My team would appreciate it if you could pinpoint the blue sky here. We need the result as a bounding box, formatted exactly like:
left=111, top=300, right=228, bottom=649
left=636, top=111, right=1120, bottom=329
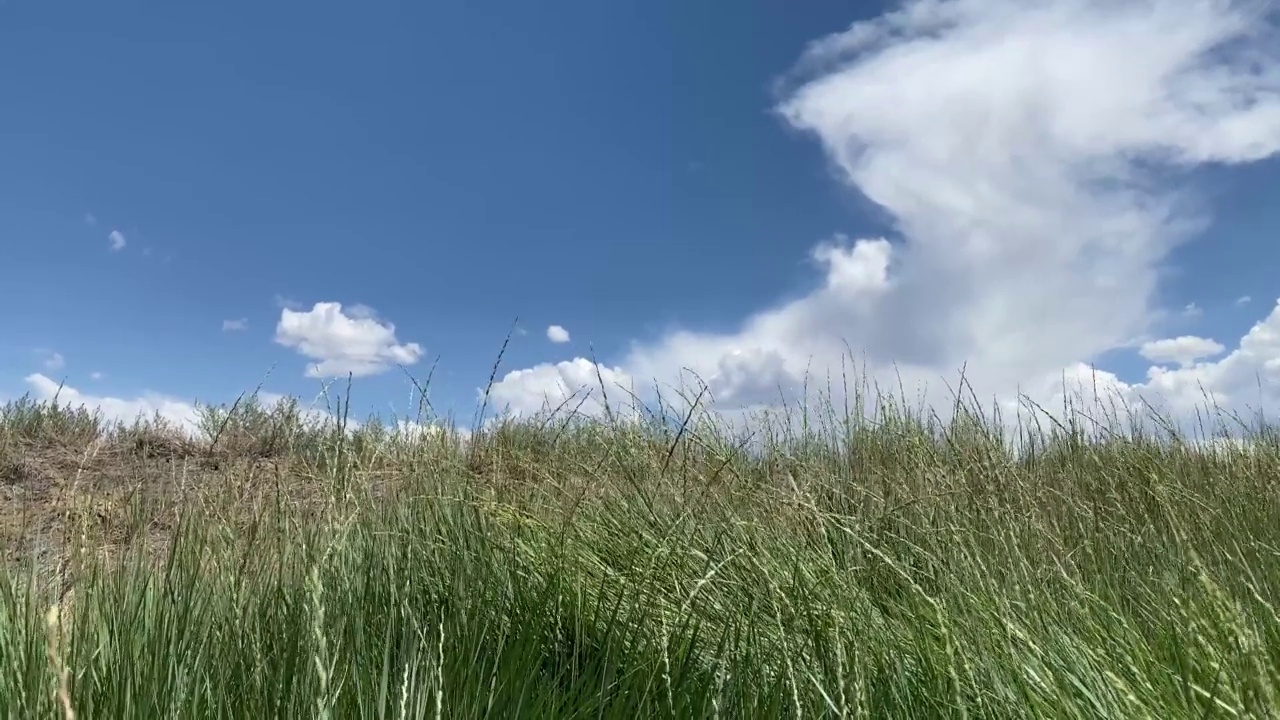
left=4, top=0, right=1280, bottom=431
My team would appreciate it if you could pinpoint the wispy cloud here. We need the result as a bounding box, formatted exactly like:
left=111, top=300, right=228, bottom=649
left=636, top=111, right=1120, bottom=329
left=274, top=301, right=423, bottom=378
left=43, top=352, right=65, bottom=372
left=84, top=213, right=97, bottom=227
left=273, top=294, right=303, bottom=311
left=1139, top=335, right=1225, bottom=368
left=1182, top=302, right=1203, bottom=318
left=108, top=230, right=126, bottom=251
left=1237, top=295, right=1252, bottom=306
left=89, top=371, right=104, bottom=381
left=546, top=325, right=571, bottom=343
left=222, top=318, right=249, bottom=332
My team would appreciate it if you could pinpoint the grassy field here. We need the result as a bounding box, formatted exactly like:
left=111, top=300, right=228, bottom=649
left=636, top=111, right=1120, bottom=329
left=1, top=378, right=1279, bottom=718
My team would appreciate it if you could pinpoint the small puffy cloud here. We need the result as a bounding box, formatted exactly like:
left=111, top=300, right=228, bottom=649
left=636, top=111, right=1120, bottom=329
left=488, top=0, right=1280, bottom=432
left=488, top=358, right=634, bottom=418
left=108, top=230, right=126, bottom=251
left=89, top=371, right=104, bottom=381
left=546, top=325, right=571, bottom=343
left=222, top=318, right=249, bottom=332
left=42, top=352, right=65, bottom=372
left=274, top=301, right=424, bottom=378
left=1182, top=302, right=1203, bottom=318
left=23, top=374, right=201, bottom=431
left=1237, top=295, right=1252, bottom=306
left=1135, top=299, right=1280, bottom=422
left=1139, top=335, right=1226, bottom=367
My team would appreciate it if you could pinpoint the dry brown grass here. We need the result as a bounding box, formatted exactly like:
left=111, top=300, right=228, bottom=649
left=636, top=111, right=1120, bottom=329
left=0, top=419, right=332, bottom=581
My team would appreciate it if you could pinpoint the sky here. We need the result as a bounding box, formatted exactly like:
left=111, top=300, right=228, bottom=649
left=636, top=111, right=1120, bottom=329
left=3, top=0, right=1280, bottom=435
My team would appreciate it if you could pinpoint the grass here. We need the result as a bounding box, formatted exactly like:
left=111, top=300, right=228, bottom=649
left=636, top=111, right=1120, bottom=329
left=1, top=371, right=1279, bottom=718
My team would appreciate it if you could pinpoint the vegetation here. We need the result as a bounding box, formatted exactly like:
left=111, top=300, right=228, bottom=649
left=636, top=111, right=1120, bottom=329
left=1, top=374, right=1279, bottom=718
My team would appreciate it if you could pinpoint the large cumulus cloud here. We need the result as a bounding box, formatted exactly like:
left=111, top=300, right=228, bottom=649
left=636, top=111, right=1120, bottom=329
left=489, top=0, right=1280, bottom=434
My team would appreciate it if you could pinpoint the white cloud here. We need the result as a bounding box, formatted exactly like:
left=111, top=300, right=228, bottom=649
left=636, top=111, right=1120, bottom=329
left=222, top=318, right=249, bottom=332
left=274, top=301, right=424, bottom=378
left=23, top=374, right=201, bottom=431
left=273, top=294, right=304, bottom=311
left=19, top=378, right=355, bottom=437
left=1238, top=295, right=1253, bottom=306
left=89, top=371, right=104, bottom=381
left=488, top=0, right=1280, bottom=430
left=108, top=230, right=126, bottom=251
left=1139, top=335, right=1226, bottom=367
left=1121, top=300, right=1280, bottom=425
left=1182, top=302, right=1203, bottom=318
left=42, top=352, right=65, bottom=372
left=84, top=213, right=97, bottom=227
left=488, top=358, right=635, bottom=418
left=546, top=325, right=571, bottom=343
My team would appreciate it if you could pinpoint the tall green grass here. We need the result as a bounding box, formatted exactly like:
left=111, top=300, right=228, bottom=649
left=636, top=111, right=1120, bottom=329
left=1, top=378, right=1279, bottom=718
